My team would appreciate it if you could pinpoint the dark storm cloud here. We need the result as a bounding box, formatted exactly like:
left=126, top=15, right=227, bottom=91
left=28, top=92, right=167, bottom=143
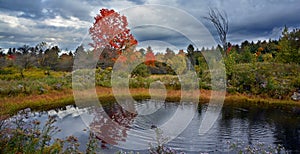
left=0, top=0, right=299, bottom=51
left=0, top=0, right=43, bottom=19
left=132, top=26, right=193, bottom=50
left=168, top=0, right=300, bottom=44
left=0, top=0, right=94, bottom=21
left=43, top=0, right=94, bottom=22
left=0, top=0, right=93, bottom=50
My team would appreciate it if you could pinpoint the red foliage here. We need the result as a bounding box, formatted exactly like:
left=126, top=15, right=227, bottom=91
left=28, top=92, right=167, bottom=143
left=90, top=104, right=137, bottom=147
left=145, top=51, right=155, bottom=66
left=118, top=55, right=127, bottom=63
left=226, top=46, right=232, bottom=55
left=7, top=54, right=16, bottom=60
left=178, top=49, right=185, bottom=55
left=89, top=9, right=138, bottom=51
left=129, top=54, right=136, bottom=62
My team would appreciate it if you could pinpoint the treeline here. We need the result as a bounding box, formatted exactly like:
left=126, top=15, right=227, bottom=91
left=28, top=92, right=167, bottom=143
left=187, top=27, right=300, bottom=66
left=0, top=27, right=299, bottom=73
left=0, top=42, right=73, bottom=72
left=0, top=27, right=299, bottom=99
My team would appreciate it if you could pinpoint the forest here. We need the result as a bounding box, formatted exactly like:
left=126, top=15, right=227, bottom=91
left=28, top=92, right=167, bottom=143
left=0, top=27, right=299, bottom=100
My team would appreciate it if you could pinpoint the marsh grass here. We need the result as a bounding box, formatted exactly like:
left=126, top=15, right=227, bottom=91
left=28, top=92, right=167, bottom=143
left=1, top=86, right=299, bottom=116
left=0, top=67, right=71, bottom=97
left=0, top=64, right=299, bottom=116
left=228, top=62, right=300, bottom=99
left=1, top=63, right=299, bottom=115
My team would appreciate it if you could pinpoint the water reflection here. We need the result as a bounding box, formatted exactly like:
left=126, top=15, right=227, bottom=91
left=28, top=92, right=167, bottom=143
left=88, top=100, right=196, bottom=150
left=270, top=109, right=300, bottom=153
left=11, top=102, right=300, bottom=153
left=217, top=106, right=300, bottom=153
left=90, top=102, right=137, bottom=148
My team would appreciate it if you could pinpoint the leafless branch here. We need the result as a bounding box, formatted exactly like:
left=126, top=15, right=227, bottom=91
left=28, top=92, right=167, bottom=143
left=204, top=8, right=229, bottom=52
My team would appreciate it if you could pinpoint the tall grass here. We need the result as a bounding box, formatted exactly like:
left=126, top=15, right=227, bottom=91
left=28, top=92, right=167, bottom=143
left=0, top=67, right=71, bottom=96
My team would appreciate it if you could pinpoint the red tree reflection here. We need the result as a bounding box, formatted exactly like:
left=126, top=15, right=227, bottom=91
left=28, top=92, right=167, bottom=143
left=89, top=103, right=137, bottom=148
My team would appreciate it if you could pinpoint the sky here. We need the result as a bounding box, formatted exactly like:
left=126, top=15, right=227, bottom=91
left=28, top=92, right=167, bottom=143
left=0, top=0, right=299, bottom=53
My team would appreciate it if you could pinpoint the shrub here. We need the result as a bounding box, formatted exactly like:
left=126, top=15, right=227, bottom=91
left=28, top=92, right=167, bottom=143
left=226, top=62, right=300, bottom=98
left=0, top=73, right=71, bottom=96
left=131, top=63, right=150, bottom=77
left=0, top=67, right=19, bottom=75
left=95, top=67, right=112, bottom=87
left=0, top=109, right=100, bottom=154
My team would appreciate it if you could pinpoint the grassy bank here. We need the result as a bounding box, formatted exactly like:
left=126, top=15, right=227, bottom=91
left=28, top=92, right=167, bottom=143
left=1, top=64, right=299, bottom=116
left=0, top=86, right=299, bottom=116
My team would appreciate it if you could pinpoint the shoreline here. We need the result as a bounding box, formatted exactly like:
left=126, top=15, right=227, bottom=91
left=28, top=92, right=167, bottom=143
left=0, top=87, right=299, bottom=116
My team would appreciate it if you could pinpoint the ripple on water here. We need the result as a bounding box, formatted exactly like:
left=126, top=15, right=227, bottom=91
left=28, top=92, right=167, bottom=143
left=8, top=102, right=300, bottom=153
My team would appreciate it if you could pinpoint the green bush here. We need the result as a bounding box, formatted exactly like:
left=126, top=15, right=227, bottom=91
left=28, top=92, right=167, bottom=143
left=95, top=67, right=112, bottom=87
left=226, top=62, right=300, bottom=98
left=131, top=63, right=150, bottom=77
left=0, top=109, right=100, bottom=154
left=0, top=67, right=66, bottom=80
left=0, top=71, right=71, bottom=96
left=0, top=67, right=19, bottom=75
left=129, top=77, right=156, bottom=88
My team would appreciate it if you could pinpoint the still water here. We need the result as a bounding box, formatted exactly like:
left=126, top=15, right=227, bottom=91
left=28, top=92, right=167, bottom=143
left=15, top=101, right=300, bottom=153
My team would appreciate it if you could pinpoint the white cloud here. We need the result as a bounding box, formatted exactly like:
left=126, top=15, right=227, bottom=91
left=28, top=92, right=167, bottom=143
left=102, top=0, right=138, bottom=10
left=0, top=14, right=20, bottom=28
left=42, top=16, right=91, bottom=29
left=0, top=11, right=89, bottom=49
left=143, top=0, right=179, bottom=6
left=0, top=13, right=36, bottom=28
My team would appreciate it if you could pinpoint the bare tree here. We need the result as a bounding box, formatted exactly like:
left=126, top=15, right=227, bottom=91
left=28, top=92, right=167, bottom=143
left=204, top=8, right=229, bottom=53
left=17, top=45, right=37, bottom=69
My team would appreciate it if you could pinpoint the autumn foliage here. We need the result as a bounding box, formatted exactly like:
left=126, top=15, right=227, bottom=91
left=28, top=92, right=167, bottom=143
left=145, top=51, right=156, bottom=66
left=89, top=9, right=138, bottom=51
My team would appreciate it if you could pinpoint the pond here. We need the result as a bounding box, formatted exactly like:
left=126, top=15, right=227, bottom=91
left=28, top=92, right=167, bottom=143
left=8, top=101, right=300, bottom=153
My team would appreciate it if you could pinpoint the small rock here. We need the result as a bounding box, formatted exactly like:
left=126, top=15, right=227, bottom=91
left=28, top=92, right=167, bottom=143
left=291, top=92, right=300, bottom=101
left=54, top=83, right=62, bottom=90
left=151, top=125, right=157, bottom=129
left=39, top=87, right=45, bottom=94
left=292, top=107, right=300, bottom=114
left=260, top=81, right=267, bottom=88
left=17, top=84, right=23, bottom=89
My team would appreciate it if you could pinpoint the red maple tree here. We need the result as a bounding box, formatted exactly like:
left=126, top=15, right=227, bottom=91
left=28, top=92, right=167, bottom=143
left=145, top=51, right=156, bottom=66
left=7, top=54, right=16, bottom=61
left=89, top=9, right=138, bottom=52
left=226, top=46, right=232, bottom=55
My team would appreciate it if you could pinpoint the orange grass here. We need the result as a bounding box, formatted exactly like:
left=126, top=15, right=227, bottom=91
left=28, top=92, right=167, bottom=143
left=0, top=87, right=299, bottom=116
